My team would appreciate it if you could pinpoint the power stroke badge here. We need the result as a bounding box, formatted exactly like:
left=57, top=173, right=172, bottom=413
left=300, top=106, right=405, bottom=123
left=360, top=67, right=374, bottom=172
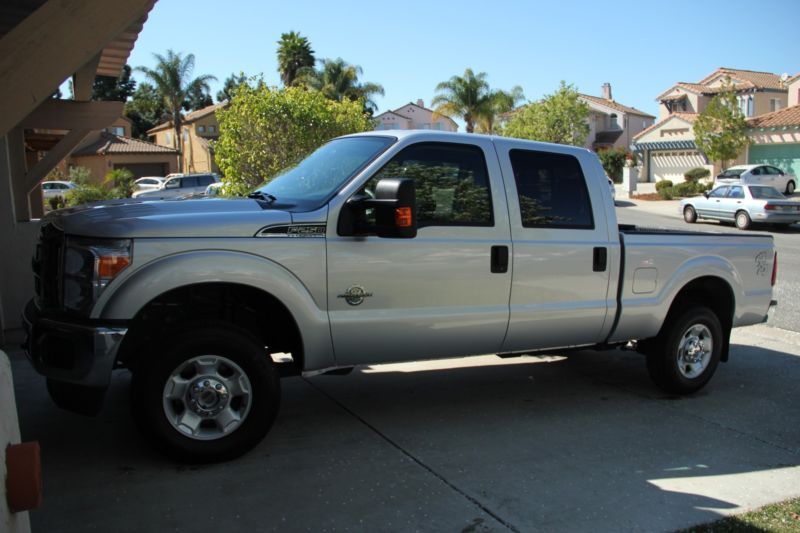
left=338, top=285, right=373, bottom=306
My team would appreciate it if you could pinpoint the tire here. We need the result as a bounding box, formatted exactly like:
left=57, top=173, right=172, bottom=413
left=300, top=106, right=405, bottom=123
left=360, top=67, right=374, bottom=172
left=683, top=205, right=697, bottom=223
left=786, top=181, right=795, bottom=195
left=645, top=306, right=722, bottom=394
left=735, top=210, right=751, bottom=230
left=132, top=324, right=280, bottom=463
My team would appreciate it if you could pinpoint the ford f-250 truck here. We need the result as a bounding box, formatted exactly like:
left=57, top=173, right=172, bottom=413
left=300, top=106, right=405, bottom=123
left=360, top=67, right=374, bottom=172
left=23, top=131, right=777, bottom=462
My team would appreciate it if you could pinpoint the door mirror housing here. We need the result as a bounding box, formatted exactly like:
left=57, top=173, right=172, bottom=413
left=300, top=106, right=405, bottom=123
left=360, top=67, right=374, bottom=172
left=338, top=178, right=417, bottom=238
left=703, top=191, right=709, bottom=198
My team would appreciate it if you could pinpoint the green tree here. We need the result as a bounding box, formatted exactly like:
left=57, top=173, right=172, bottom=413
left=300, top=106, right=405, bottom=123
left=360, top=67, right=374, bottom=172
left=503, top=81, right=589, bottom=146
left=92, top=64, right=137, bottom=102
left=693, top=80, right=749, bottom=170
left=476, top=86, right=525, bottom=134
left=184, top=83, right=213, bottom=111
left=597, top=147, right=628, bottom=182
left=124, top=82, right=168, bottom=139
left=217, top=72, right=249, bottom=102
left=297, top=58, right=384, bottom=114
left=136, top=50, right=216, bottom=170
left=276, top=31, right=315, bottom=87
left=432, top=69, right=494, bottom=133
left=214, top=84, right=373, bottom=195
left=104, top=168, right=136, bottom=198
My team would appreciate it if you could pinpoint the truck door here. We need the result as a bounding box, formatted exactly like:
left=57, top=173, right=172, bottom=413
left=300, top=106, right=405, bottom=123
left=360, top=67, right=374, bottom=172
left=327, top=139, right=512, bottom=365
left=497, top=146, right=614, bottom=352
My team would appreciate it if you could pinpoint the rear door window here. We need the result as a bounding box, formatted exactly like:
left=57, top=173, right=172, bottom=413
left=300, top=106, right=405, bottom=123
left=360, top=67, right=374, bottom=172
left=181, top=176, right=199, bottom=188
left=509, top=149, right=594, bottom=229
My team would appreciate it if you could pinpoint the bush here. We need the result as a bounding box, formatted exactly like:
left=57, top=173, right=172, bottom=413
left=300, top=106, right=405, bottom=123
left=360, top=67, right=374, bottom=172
left=597, top=147, right=628, bottom=182
left=65, top=185, right=112, bottom=207
left=104, top=168, right=135, bottom=198
left=655, top=180, right=673, bottom=191
left=68, top=165, right=92, bottom=185
left=658, top=186, right=675, bottom=200
left=684, top=167, right=710, bottom=182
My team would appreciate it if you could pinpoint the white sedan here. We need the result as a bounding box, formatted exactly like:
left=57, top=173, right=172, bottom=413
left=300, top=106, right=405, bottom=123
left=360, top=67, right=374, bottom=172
left=681, top=184, right=800, bottom=230
left=716, top=164, right=796, bottom=195
left=132, top=176, right=165, bottom=193
left=41, top=180, right=76, bottom=200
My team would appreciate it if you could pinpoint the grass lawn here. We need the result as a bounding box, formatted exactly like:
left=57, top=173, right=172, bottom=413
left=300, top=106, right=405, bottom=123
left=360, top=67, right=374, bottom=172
left=680, top=497, right=800, bottom=532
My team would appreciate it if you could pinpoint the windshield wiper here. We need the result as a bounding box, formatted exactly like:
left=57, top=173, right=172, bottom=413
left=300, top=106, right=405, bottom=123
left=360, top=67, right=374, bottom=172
left=248, top=191, right=277, bottom=204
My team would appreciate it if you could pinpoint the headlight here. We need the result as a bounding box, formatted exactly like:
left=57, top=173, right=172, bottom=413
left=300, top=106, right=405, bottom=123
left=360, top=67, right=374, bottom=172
left=63, top=237, right=132, bottom=314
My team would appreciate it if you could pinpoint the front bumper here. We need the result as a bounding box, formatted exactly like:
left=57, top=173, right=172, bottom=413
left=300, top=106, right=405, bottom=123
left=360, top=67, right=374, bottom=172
left=22, top=300, right=127, bottom=388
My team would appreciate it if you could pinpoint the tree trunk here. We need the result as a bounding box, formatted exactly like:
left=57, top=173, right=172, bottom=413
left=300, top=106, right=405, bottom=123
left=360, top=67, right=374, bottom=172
left=174, top=118, right=183, bottom=173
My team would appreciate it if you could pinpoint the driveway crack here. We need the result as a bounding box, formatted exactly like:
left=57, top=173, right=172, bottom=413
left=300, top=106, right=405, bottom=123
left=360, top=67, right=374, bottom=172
left=303, top=377, right=520, bottom=533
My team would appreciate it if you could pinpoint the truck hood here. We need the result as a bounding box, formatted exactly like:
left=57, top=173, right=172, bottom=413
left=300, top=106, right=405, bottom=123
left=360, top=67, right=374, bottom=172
left=45, top=198, right=294, bottom=238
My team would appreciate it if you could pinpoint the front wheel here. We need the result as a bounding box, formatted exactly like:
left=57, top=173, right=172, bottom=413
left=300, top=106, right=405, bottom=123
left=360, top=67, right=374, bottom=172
left=683, top=205, right=697, bottom=223
left=786, top=181, right=795, bottom=195
left=645, top=306, right=723, bottom=394
left=132, top=324, right=280, bottom=463
left=735, top=210, right=751, bottom=230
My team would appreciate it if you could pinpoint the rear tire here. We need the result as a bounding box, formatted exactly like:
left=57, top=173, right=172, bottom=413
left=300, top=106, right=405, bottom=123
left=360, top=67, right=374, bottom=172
left=645, top=306, right=722, bottom=394
left=735, top=210, right=751, bottom=230
left=786, top=181, right=795, bottom=195
left=132, top=324, right=280, bottom=463
left=683, top=205, right=697, bottom=223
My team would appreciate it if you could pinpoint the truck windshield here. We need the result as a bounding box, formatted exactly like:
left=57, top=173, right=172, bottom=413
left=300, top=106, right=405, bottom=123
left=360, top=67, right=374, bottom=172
left=252, top=136, right=395, bottom=209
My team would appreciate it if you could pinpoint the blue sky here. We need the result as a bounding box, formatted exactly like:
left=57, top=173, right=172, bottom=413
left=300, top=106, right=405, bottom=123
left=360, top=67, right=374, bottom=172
left=128, top=0, right=799, bottom=127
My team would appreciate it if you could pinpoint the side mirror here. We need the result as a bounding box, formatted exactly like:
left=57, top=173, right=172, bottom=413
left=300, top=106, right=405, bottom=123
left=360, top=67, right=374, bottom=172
left=703, top=191, right=709, bottom=198
left=338, top=178, right=417, bottom=238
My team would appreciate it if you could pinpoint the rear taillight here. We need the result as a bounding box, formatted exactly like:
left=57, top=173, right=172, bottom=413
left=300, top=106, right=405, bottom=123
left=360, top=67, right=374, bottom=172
left=771, top=252, right=778, bottom=286
left=764, top=204, right=777, bottom=211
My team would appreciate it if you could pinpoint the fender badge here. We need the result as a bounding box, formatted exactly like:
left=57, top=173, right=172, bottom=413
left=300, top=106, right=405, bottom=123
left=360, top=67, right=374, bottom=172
left=338, top=285, right=373, bottom=306
left=755, top=251, right=769, bottom=277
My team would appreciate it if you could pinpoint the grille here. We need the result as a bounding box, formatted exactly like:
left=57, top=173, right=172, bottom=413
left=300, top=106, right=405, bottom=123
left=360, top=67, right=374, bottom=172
left=33, top=223, right=64, bottom=311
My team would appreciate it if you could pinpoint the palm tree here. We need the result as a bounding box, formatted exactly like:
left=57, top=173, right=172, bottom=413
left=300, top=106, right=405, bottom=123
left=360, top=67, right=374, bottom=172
left=432, top=69, right=494, bottom=133
left=136, top=50, right=216, bottom=171
left=276, top=31, right=315, bottom=87
left=297, top=58, right=384, bottom=113
left=476, top=86, right=526, bottom=134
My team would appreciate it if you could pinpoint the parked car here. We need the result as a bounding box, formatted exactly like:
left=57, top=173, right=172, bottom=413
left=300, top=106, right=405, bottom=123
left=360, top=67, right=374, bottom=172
left=24, top=131, right=777, bottom=463
left=41, top=180, right=76, bottom=200
left=681, top=183, right=800, bottom=229
left=134, top=173, right=219, bottom=199
left=716, top=164, right=796, bottom=195
left=132, top=176, right=165, bottom=194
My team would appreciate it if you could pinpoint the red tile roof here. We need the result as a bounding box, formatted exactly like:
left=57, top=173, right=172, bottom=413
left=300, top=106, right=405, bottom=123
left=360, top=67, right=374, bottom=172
left=578, top=94, right=655, bottom=118
left=147, top=102, right=226, bottom=134
left=747, top=104, right=800, bottom=128
left=700, top=68, right=785, bottom=90
left=73, top=132, right=179, bottom=156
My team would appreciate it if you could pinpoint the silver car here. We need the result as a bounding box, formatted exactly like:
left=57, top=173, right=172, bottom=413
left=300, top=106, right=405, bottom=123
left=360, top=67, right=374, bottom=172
left=681, top=183, right=800, bottom=230
left=134, top=173, right=219, bottom=199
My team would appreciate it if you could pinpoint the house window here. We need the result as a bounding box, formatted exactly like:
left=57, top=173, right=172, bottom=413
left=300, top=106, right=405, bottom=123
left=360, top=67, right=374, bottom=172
left=608, top=114, right=618, bottom=130
left=198, top=125, right=205, bottom=133
left=208, top=125, right=216, bottom=134
left=183, top=129, right=189, bottom=142
left=770, top=99, right=782, bottom=112
left=165, top=132, right=172, bottom=146
left=105, top=126, right=125, bottom=136
left=739, top=95, right=754, bottom=117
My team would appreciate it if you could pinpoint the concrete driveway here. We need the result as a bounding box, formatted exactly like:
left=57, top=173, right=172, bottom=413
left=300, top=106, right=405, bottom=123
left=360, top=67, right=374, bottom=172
left=7, top=323, right=800, bottom=533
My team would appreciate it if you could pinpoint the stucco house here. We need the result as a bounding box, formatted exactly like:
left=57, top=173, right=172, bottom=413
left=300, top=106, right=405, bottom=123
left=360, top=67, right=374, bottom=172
left=579, top=83, right=655, bottom=151
left=70, top=130, right=178, bottom=180
left=148, top=102, right=224, bottom=174
left=373, top=100, right=458, bottom=132
left=746, top=75, right=800, bottom=178
left=633, top=67, right=790, bottom=183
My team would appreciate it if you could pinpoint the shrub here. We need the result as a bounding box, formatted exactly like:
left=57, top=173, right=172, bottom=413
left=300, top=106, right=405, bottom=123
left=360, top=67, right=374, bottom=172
left=684, top=167, right=710, bottom=182
left=104, top=168, right=135, bottom=198
left=658, top=186, right=675, bottom=200
left=597, top=147, right=628, bottom=182
left=65, top=184, right=112, bottom=207
left=48, top=196, right=66, bottom=211
left=68, top=165, right=92, bottom=185
left=655, top=180, right=673, bottom=191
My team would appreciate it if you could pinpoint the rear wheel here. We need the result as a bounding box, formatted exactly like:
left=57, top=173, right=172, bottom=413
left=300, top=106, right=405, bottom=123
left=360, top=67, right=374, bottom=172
left=786, top=181, right=795, bottom=195
left=645, top=306, right=722, bottom=394
left=132, top=324, right=280, bottom=463
left=683, top=205, right=697, bottom=223
left=735, top=210, right=751, bottom=230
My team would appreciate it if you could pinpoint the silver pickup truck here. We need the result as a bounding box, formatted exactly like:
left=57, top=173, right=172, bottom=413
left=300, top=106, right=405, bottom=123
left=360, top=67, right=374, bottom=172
left=24, top=131, right=777, bottom=462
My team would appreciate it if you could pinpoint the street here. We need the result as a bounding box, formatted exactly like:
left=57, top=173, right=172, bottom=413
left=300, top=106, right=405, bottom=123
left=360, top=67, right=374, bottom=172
left=616, top=198, right=800, bottom=333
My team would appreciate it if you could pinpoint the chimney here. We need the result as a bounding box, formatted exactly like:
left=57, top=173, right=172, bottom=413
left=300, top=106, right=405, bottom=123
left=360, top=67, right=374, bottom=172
left=602, top=83, right=612, bottom=100
left=417, top=99, right=424, bottom=108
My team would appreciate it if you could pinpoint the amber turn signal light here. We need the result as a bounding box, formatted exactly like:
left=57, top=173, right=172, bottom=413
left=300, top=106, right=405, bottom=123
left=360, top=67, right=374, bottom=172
left=395, top=207, right=413, bottom=227
left=98, top=255, right=130, bottom=279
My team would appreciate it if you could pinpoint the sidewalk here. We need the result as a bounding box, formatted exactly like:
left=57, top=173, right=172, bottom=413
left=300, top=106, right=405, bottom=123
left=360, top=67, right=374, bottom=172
left=616, top=196, right=682, bottom=218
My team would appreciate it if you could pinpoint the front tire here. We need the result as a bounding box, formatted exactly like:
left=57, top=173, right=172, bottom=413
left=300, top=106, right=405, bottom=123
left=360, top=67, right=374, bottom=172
left=132, top=324, right=280, bottom=463
left=645, top=306, right=723, bottom=394
left=683, top=205, right=697, bottom=223
left=735, top=210, right=751, bottom=230
left=786, top=181, right=795, bottom=195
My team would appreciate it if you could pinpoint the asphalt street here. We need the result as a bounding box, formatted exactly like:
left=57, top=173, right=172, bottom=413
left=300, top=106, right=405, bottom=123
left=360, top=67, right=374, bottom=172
left=615, top=197, right=800, bottom=333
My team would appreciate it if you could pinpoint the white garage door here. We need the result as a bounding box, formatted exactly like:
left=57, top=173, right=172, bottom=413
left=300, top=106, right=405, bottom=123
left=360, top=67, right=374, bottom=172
left=650, top=150, right=707, bottom=183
